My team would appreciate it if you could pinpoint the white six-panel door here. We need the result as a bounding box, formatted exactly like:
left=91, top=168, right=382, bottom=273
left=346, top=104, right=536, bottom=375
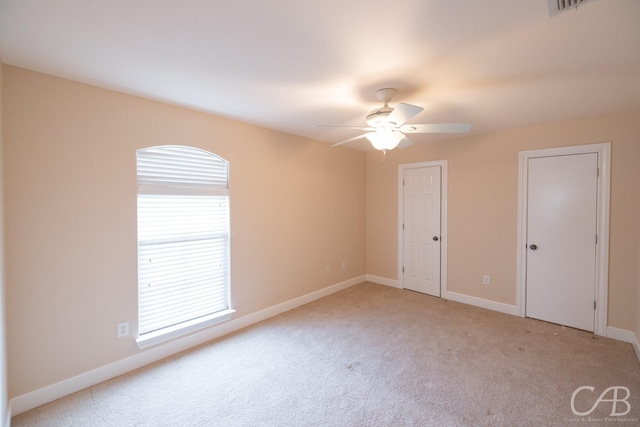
left=403, top=166, right=441, bottom=296
left=525, top=153, right=598, bottom=331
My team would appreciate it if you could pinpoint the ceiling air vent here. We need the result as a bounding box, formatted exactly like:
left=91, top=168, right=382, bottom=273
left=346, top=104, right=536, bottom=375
left=547, top=0, right=595, bottom=17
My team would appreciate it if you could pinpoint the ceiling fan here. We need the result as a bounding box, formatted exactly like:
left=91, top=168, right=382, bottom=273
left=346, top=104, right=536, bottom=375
left=322, top=88, right=471, bottom=152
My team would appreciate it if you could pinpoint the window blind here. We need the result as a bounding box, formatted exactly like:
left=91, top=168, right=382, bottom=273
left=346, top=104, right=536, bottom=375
left=137, top=145, right=228, bottom=189
left=137, top=146, right=230, bottom=337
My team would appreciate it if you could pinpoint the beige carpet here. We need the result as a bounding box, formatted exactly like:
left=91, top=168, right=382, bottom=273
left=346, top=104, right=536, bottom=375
left=12, top=282, right=640, bottom=426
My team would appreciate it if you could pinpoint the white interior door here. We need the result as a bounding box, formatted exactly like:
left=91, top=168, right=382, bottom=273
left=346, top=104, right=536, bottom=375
left=403, top=166, right=441, bottom=296
left=525, top=153, right=598, bottom=331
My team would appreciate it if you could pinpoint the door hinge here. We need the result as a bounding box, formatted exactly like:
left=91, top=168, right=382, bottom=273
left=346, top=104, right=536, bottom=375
left=403, top=223, right=405, bottom=230
left=595, top=234, right=598, bottom=244
left=597, top=167, right=600, bottom=177
left=402, top=267, right=405, bottom=273
left=594, top=300, right=597, bottom=310
left=403, top=179, right=405, bottom=186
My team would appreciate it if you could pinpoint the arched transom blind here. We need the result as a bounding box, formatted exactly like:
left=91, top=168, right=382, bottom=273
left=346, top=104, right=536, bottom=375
left=137, top=145, right=228, bottom=191
left=137, top=146, right=230, bottom=337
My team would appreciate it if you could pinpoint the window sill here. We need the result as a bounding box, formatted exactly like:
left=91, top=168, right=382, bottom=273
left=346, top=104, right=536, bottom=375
left=135, top=309, right=236, bottom=350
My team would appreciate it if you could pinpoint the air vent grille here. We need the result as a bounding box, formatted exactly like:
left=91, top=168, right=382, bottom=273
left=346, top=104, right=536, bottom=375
left=547, top=0, right=595, bottom=17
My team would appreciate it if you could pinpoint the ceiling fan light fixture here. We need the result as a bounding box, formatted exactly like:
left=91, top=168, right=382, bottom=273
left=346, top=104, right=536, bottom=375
left=366, top=131, right=404, bottom=151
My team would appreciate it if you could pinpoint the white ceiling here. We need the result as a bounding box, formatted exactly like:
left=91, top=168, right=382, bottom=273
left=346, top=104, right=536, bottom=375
left=1, top=0, right=639, bottom=150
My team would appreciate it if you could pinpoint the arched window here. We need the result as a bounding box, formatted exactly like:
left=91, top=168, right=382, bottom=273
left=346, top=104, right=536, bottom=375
left=136, top=146, right=233, bottom=347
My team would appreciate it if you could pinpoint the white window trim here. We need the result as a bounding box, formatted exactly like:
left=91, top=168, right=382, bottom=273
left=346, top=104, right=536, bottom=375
left=136, top=308, right=236, bottom=349
left=136, top=145, right=233, bottom=349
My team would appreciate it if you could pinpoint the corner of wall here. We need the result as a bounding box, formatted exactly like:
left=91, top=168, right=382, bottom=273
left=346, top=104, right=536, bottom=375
left=606, top=326, right=640, bottom=363
left=365, top=274, right=400, bottom=289
left=0, top=58, right=10, bottom=427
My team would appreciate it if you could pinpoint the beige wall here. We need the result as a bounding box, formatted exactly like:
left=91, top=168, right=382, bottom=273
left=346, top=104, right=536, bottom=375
left=0, top=59, right=8, bottom=424
left=637, top=178, right=640, bottom=342
left=366, top=112, right=640, bottom=331
left=2, top=65, right=366, bottom=399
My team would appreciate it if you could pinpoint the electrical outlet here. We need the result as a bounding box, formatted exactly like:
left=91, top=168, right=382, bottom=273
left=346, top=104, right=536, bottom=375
left=482, top=275, right=491, bottom=285
left=341, top=261, right=346, bottom=271
left=117, top=321, right=129, bottom=338
left=325, top=266, right=330, bottom=274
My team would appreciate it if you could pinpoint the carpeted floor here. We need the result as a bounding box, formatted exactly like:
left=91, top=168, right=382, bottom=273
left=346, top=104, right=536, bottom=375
left=12, top=282, right=640, bottom=426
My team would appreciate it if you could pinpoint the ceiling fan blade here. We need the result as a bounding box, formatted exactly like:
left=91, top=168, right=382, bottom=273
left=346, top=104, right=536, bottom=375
left=397, top=135, right=414, bottom=149
left=387, top=103, right=424, bottom=127
left=400, top=123, right=472, bottom=133
left=332, top=133, right=369, bottom=147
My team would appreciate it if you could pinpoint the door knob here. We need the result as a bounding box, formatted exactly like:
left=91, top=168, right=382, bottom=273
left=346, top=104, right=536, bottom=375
left=529, top=244, right=537, bottom=250
left=433, top=236, right=439, bottom=241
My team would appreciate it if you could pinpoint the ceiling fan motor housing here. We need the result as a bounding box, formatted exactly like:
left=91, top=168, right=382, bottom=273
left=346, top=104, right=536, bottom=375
left=367, top=88, right=400, bottom=128
left=366, top=106, right=395, bottom=128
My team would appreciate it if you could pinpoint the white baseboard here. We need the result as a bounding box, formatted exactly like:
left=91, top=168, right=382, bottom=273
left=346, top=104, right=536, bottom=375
left=442, top=291, right=520, bottom=316
left=367, top=275, right=518, bottom=317
left=366, top=274, right=400, bottom=288
left=4, top=405, right=10, bottom=427
left=11, top=274, right=636, bottom=418
left=606, top=326, right=640, bottom=363
left=366, top=278, right=640, bottom=360
left=9, top=275, right=366, bottom=417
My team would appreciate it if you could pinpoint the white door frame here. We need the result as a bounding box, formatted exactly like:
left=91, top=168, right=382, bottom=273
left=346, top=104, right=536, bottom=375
left=516, top=143, right=611, bottom=336
left=398, top=160, right=448, bottom=294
